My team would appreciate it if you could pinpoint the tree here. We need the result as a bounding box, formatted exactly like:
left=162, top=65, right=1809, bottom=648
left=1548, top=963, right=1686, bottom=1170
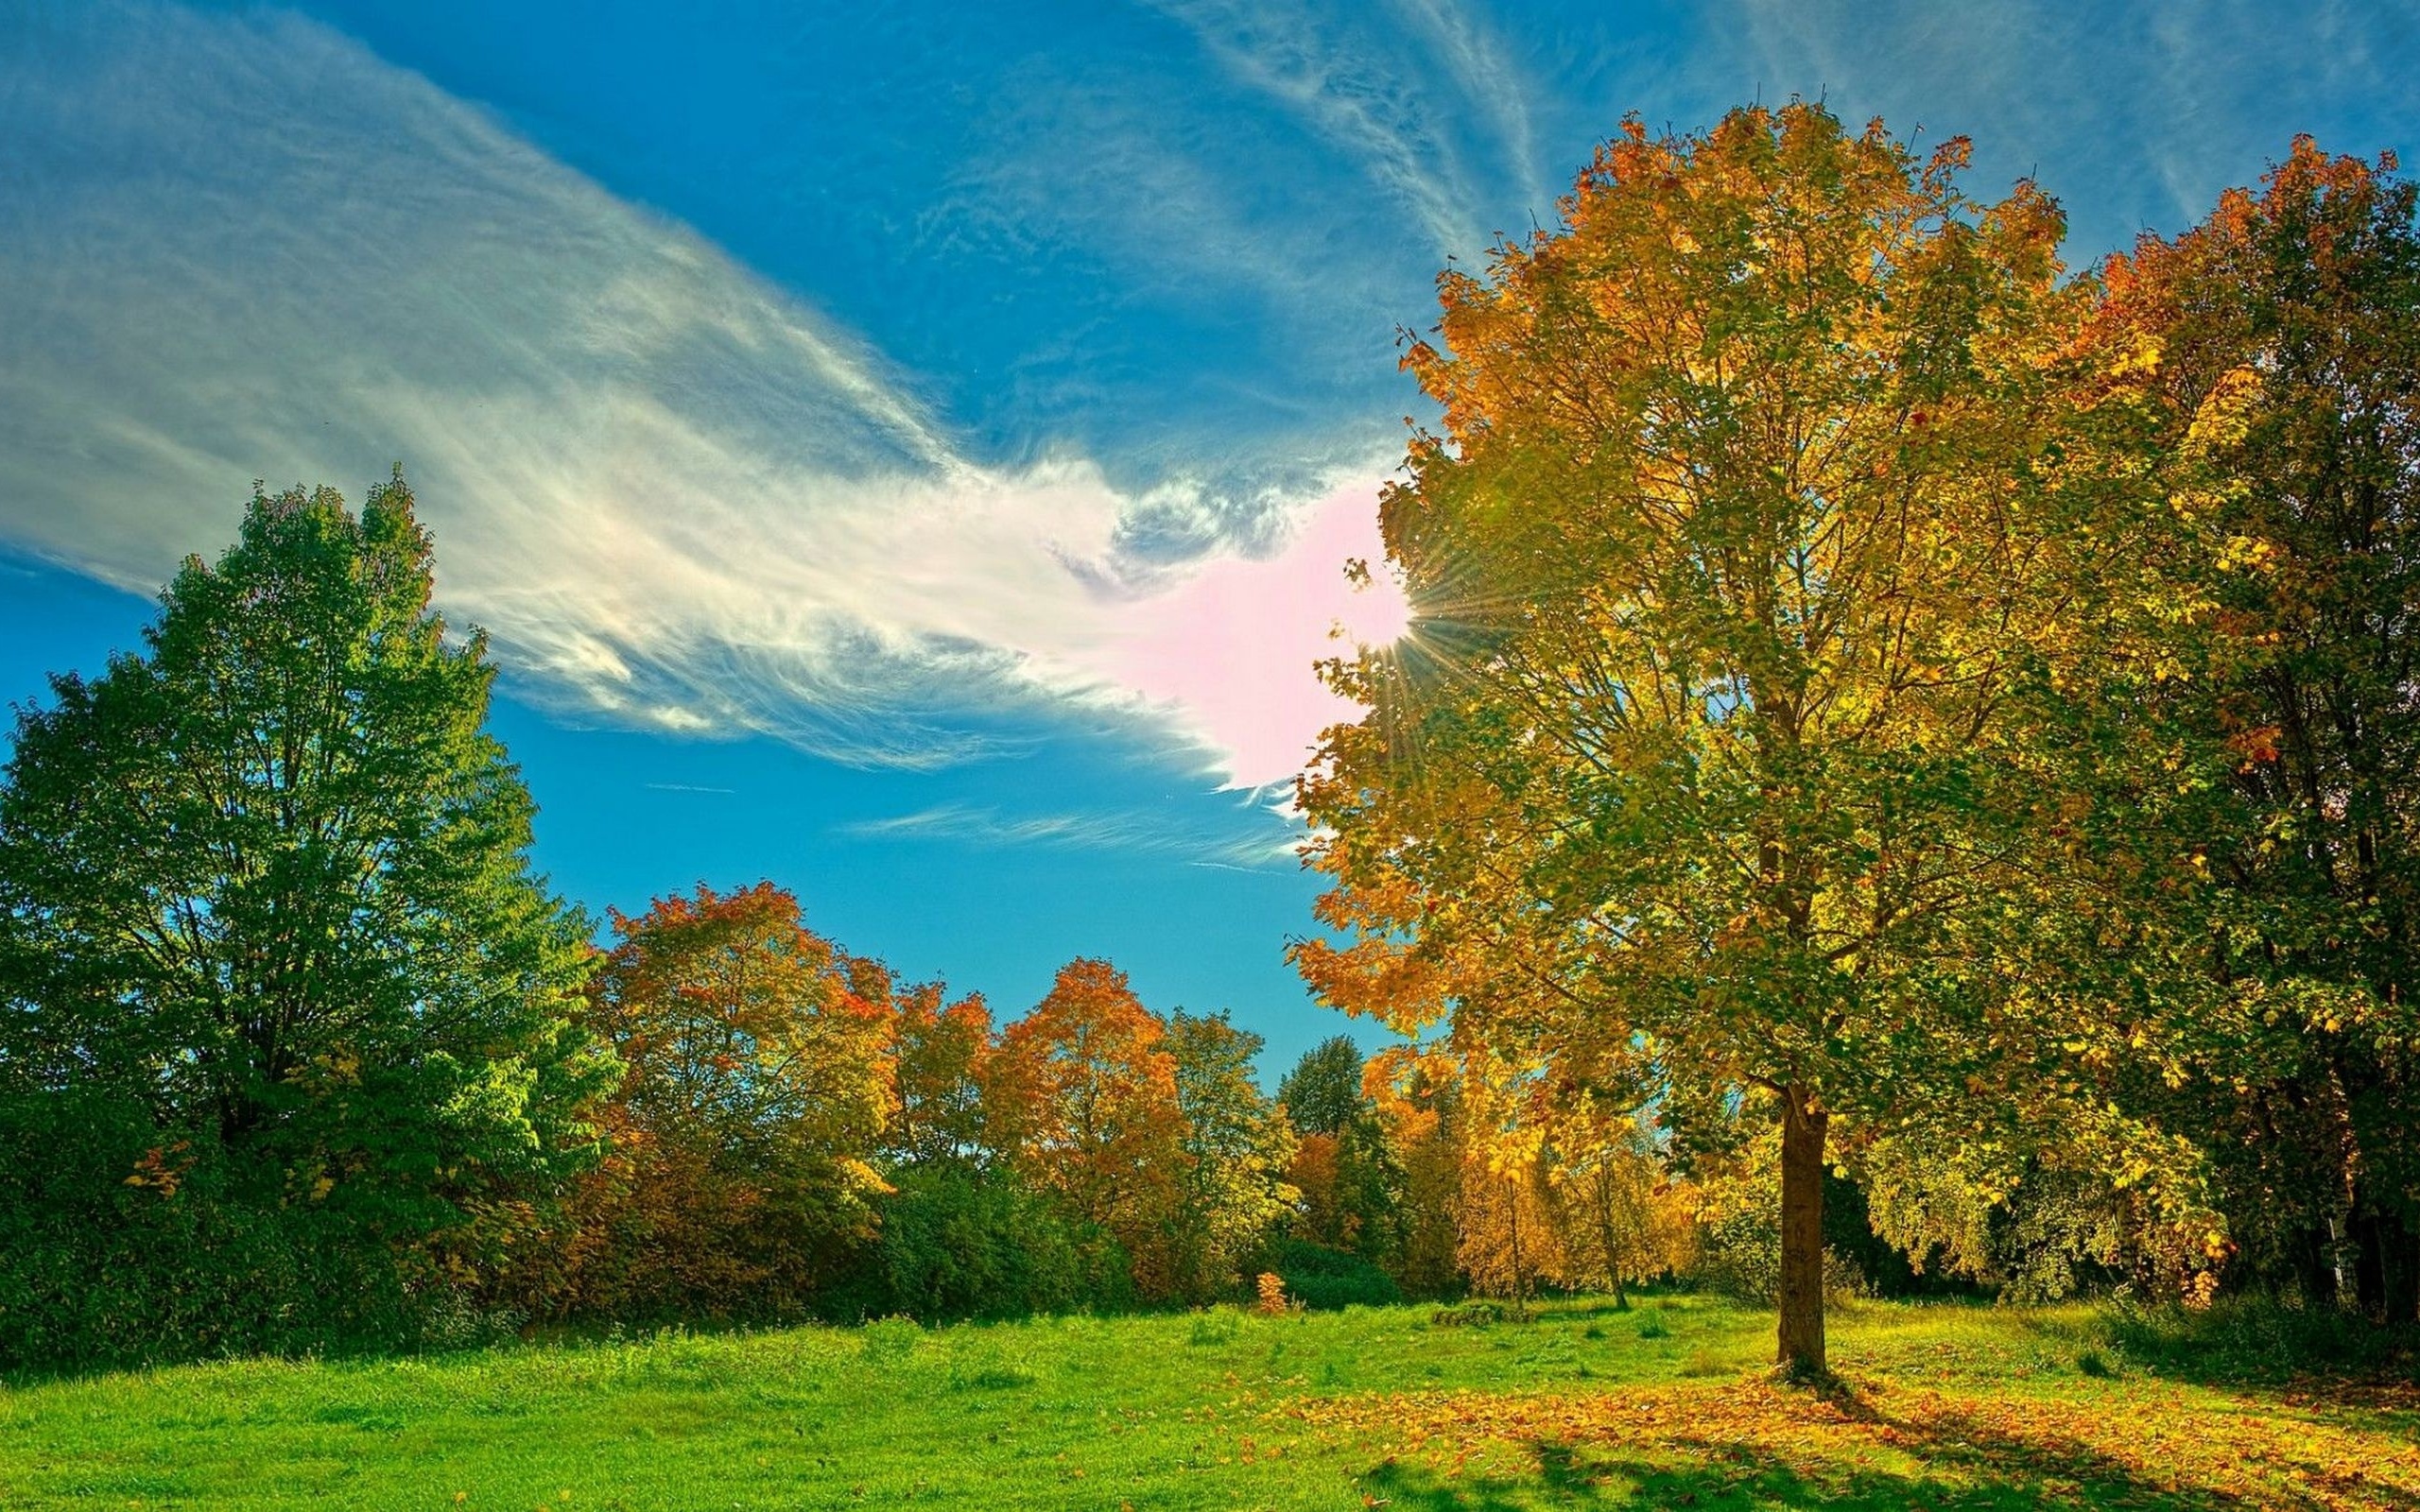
left=0, top=479, right=607, bottom=1265
left=568, top=882, right=890, bottom=1317
left=1166, top=1009, right=1298, bottom=1301
left=1277, top=1036, right=1401, bottom=1263
left=1279, top=1036, right=1371, bottom=1136
left=1363, top=1045, right=1466, bottom=1297
left=1545, top=1094, right=1698, bottom=1305
left=883, top=979, right=995, bottom=1172
left=984, top=959, right=1188, bottom=1298
left=2090, top=139, right=2420, bottom=1318
left=1295, top=106, right=2121, bottom=1374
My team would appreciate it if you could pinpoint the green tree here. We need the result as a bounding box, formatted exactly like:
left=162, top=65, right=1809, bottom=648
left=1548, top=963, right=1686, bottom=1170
left=0, top=478, right=610, bottom=1359
left=1166, top=1008, right=1297, bottom=1301
left=1295, top=106, right=2140, bottom=1374
left=1278, top=1036, right=1369, bottom=1137
left=1277, top=1036, right=1402, bottom=1266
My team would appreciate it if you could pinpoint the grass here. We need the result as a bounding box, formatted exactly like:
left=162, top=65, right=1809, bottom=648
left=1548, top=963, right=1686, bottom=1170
left=1, top=1296, right=2413, bottom=1509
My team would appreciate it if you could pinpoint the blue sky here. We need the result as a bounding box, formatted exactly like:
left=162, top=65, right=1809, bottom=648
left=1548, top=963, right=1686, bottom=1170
left=2, top=0, right=2414, bottom=1077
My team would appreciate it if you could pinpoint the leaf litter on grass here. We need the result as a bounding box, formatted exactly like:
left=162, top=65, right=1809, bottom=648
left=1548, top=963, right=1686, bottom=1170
left=1270, top=1374, right=2420, bottom=1509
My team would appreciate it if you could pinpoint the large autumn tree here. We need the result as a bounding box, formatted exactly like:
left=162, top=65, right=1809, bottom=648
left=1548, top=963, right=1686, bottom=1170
left=1296, top=105, right=2138, bottom=1373
left=0, top=478, right=610, bottom=1362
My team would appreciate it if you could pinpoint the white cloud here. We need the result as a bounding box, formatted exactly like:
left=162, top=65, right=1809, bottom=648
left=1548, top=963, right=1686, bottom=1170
left=1145, top=0, right=1523, bottom=257
left=840, top=802, right=1301, bottom=868
left=0, top=2, right=1402, bottom=785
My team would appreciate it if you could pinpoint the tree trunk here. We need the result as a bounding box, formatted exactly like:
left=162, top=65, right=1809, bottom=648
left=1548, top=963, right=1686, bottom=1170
left=1777, top=1088, right=1828, bottom=1378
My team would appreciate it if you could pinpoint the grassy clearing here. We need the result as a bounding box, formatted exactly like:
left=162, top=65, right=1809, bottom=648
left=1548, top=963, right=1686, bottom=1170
left=2, top=1296, right=2412, bottom=1509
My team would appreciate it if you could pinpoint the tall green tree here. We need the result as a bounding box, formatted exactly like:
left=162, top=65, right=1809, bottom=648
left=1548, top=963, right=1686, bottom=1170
left=1295, top=106, right=2151, bottom=1374
left=0, top=479, right=609, bottom=1299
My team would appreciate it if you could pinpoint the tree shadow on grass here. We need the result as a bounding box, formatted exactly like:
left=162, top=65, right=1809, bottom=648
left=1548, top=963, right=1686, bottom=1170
left=1361, top=1443, right=2262, bottom=1511
left=1350, top=1381, right=2309, bottom=1512
left=2020, top=1301, right=2420, bottom=1405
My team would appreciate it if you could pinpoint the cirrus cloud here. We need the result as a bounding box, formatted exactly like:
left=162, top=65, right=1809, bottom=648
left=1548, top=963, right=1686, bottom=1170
left=0, top=1, right=1406, bottom=786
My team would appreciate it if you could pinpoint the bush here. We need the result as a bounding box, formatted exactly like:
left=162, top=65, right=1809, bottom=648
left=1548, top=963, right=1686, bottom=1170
left=1274, top=1240, right=1402, bottom=1311
left=871, top=1170, right=1105, bottom=1322
left=0, top=1094, right=489, bottom=1372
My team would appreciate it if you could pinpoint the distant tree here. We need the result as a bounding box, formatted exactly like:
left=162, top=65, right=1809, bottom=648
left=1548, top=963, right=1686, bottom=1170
left=1279, top=1037, right=1369, bottom=1136
left=0, top=479, right=609, bottom=1345
left=883, top=979, right=994, bottom=1172
left=1545, top=1097, right=1699, bottom=1305
left=1363, top=1046, right=1464, bottom=1297
left=1278, top=1037, right=1401, bottom=1263
left=2088, top=138, right=2420, bottom=1320
left=1166, top=1009, right=1297, bottom=1301
left=985, top=959, right=1188, bottom=1298
left=567, top=882, right=890, bottom=1317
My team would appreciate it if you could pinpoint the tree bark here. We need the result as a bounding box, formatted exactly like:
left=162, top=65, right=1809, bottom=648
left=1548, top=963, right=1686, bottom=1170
left=1777, top=1088, right=1828, bottom=1378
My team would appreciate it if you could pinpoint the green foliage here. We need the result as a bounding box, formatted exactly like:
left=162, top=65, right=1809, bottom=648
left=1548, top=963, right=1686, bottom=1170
left=1165, top=1009, right=1298, bottom=1302
left=2088, top=139, right=2420, bottom=1317
left=870, top=1169, right=1096, bottom=1321
left=0, top=479, right=609, bottom=1369
left=856, top=1315, right=923, bottom=1365
left=2100, top=1294, right=2420, bottom=1385
left=1277, top=1036, right=1367, bottom=1137
left=1272, top=1239, right=1402, bottom=1311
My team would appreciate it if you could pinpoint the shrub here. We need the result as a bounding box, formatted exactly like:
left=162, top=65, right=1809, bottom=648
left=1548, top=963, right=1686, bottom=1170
left=1272, top=1240, right=1401, bottom=1311
left=2102, top=1294, right=2420, bottom=1383
left=858, top=1315, right=923, bottom=1365
left=872, top=1171, right=1093, bottom=1321
left=0, top=1093, right=488, bottom=1372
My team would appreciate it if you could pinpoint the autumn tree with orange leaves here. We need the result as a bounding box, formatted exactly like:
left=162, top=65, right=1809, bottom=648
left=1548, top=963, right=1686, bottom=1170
left=558, top=883, right=892, bottom=1318
left=1295, top=104, right=2188, bottom=1374
left=985, top=959, right=1190, bottom=1300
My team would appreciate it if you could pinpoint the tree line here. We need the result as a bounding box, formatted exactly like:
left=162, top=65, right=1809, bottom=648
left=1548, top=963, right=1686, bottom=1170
left=0, top=485, right=1682, bottom=1368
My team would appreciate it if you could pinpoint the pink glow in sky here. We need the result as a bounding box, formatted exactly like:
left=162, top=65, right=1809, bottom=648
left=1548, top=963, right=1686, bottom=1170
left=1110, top=486, right=1409, bottom=790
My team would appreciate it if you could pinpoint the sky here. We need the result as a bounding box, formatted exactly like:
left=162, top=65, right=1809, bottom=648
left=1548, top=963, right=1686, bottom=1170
left=1, top=0, right=2414, bottom=1077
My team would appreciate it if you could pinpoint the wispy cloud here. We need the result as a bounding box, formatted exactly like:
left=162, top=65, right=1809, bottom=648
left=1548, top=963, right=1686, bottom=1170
left=0, top=2, right=1404, bottom=786
left=1389, top=0, right=1550, bottom=214
left=1723, top=0, right=2420, bottom=259
left=841, top=802, right=1300, bottom=868
left=1145, top=0, right=1532, bottom=257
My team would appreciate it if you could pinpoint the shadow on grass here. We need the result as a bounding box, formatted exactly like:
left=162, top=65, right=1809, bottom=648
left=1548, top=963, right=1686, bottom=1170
left=2030, top=1297, right=2420, bottom=1400
left=1362, top=1445, right=2255, bottom=1511
left=1352, top=1379, right=2291, bottom=1511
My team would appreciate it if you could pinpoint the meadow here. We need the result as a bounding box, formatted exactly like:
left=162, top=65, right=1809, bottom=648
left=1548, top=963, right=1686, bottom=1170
left=4, top=1296, right=2412, bottom=1511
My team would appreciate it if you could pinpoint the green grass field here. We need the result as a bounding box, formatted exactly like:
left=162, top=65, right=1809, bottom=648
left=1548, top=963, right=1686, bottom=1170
left=4, top=1296, right=2412, bottom=1510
